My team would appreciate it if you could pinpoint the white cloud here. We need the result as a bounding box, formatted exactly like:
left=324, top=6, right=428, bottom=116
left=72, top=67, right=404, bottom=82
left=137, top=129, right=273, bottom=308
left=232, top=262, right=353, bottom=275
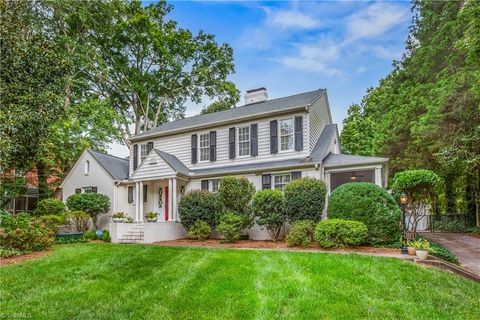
left=346, top=2, right=409, bottom=40
left=356, top=66, right=367, bottom=73
left=280, top=56, right=340, bottom=76
left=264, top=7, right=320, bottom=30
left=372, top=45, right=403, bottom=60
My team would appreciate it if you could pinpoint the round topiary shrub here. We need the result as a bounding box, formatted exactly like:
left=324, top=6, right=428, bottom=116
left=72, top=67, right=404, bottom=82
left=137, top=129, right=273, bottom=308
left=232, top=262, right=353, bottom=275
left=251, top=189, right=286, bottom=241
left=315, top=219, right=368, bottom=248
left=66, top=193, right=110, bottom=229
left=284, top=178, right=327, bottom=222
left=285, top=220, right=315, bottom=247
left=327, top=182, right=401, bottom=244
left=178, top=190, right=217, bottom=230
left=217, top=212, right=244, bottom=243
left=216, top=176, right=255, bottom=228
left=188, top=220, right=212, bottom=241
left=34, top=198, right=65, bottom=216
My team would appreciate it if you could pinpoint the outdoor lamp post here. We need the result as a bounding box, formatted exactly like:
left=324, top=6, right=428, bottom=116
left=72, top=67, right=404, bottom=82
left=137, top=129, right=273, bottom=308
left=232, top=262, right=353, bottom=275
left=399, top=193, right=408, bottom=254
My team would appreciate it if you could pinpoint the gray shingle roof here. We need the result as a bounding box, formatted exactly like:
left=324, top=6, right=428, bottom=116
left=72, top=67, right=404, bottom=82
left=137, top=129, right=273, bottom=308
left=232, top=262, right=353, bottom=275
left=191, top=158, right=315, bottom=177
left=88, top=149, right=129, bottom=180
left=322, top=153, right=388, bottom=167
left=131, top=89, right=325, bottom=141
left=310, top=124, right=338, bottom=162
left=154, top=149, right=191, bottom=176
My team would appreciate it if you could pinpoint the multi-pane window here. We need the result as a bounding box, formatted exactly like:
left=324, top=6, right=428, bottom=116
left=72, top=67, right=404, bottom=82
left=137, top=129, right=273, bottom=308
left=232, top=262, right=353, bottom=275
left=211, top=179, right=220, bottom=193
left=83, top=187, right=93, bottom=193
left=279, top=118, right=294, bottom=151
left=238, top=126, right=250, bottom=156
left=199, top=133, right=210, bottom=161
left=140, top=144, right=148, bottom=162
left=274, top=174, right=291, bottom=191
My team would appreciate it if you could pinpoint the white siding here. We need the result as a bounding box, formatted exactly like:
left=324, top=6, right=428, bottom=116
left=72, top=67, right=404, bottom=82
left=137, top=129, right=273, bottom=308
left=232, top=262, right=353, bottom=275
left=131, top=111, right=309, bottom=171
left=61, top=150, right=115, bottom=229
left=131, top=151, right=176, bottom=180
left=309, top=94, right=331, bottom=152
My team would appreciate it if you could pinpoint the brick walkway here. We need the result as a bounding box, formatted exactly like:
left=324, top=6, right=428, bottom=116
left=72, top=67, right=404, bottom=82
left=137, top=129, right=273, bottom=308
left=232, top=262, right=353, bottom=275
left=420, top=232, right=480, bottom=276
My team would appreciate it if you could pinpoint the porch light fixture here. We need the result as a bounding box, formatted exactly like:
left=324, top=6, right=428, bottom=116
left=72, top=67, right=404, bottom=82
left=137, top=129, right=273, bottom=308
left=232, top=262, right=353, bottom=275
left=350, top=172, right=357, bottom=180
left=399, top=193, right=408, bottom=255
left=399, top=193, right=408, bottom=206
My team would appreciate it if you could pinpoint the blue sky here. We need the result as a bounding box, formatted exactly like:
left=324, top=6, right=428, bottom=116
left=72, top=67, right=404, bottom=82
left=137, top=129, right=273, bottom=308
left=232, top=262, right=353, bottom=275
left=109, top=0, right=412, bottom=157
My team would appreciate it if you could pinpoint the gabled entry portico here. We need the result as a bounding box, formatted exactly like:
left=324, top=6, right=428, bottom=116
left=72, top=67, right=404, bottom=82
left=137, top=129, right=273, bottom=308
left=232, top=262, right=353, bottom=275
left=129, top=149, right=191, bottom=222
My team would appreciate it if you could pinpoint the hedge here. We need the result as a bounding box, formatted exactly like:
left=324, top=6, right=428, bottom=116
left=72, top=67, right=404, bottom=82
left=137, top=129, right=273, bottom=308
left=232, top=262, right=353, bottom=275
left=284, top=178, right=327, bottom=222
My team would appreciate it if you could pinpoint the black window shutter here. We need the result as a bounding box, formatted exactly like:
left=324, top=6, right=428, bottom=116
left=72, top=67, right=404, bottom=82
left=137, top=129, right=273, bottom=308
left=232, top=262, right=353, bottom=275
left=229, top=127, right=236, bottom=159
left=294, top=116, right=303, bottom=151
left=133, top=144, right=138, bottom=170
left=191, top=134, right=198, bottom=164
left=92, top=187, right=98, bottom=193
left=270, top=120, right=278, bottom=154
left=291, top=171, right=302, bottom=180
left=262, top=174, right=272, bottom=190
left=128, top=186, right=134, bottom=203
left=75, top=188, right=81, bottom=194
left=210, top=131, right=217, bottom=162
left=147, top=142, right=154, bottom=154
left=143, top=185, right=148, bottom=202
left=250, top=123, right=258, bottom=156
left=201, top=180, right=209, bottom=191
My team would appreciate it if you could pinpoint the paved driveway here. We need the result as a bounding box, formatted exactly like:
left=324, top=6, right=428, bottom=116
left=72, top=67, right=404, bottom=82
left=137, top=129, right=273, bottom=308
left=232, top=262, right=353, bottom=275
left=420, top=232, right=480, bottom=276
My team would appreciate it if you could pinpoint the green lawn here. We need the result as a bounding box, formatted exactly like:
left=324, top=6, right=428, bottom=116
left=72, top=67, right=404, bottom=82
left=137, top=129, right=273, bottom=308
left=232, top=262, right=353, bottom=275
left=1, top=244, right=478, bottom=320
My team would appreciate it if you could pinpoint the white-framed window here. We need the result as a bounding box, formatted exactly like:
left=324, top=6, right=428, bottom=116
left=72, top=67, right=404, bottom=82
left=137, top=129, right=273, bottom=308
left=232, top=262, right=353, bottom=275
left=274, top=174, right=291, bottom=191
left=199, top=133, right=210, bottom=162
left=238, top=126, right=250, bottom=157
left=210, top=179, right=220, bottom=193
left=85, top=161, right=90, bottom=175
left=279, top=118, right=294, bottom=151
left=140, top=144, right=148, bottom=162
left=82, top=186, right=93, bottom=193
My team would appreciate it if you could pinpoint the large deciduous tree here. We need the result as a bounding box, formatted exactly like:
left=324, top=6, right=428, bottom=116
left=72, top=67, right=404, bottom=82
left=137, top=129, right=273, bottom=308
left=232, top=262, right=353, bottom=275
left=92, top=0, right=239, bottom=144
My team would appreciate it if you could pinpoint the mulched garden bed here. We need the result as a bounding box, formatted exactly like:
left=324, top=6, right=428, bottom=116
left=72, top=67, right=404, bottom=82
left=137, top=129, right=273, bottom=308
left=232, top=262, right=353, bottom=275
left=0, top=250, right=53, bottom=266
left=153, top=238, right=400, bottom=255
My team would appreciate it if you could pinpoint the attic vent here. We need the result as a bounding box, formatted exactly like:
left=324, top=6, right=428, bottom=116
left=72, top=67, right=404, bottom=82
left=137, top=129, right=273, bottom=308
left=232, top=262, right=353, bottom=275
left=245, top=87, right=267, bottom=105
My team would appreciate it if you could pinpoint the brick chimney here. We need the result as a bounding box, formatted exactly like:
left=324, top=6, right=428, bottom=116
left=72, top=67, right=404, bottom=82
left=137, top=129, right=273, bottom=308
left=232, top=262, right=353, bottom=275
left=244, top=87, right=268, bottom=105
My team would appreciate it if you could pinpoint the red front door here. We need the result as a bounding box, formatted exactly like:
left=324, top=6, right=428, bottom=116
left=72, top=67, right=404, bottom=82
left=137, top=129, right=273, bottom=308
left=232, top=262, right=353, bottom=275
left=164, top=186, right=169, bottom=221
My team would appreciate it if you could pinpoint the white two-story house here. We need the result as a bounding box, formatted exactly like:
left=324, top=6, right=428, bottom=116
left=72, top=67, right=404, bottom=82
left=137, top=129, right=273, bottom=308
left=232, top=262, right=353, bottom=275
left=60, top=88, right=388, bottom=243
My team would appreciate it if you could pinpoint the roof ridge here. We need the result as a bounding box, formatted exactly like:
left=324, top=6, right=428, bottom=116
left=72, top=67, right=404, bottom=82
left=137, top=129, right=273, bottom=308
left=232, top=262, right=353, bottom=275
left=88, top=148, right=129, bottom=162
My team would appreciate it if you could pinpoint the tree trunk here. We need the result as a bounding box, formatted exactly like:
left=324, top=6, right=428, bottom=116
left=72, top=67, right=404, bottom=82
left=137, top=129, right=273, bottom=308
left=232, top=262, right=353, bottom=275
left=36, top=161, right=49, bottom=200
left=444, top=174, right=455, bottom=213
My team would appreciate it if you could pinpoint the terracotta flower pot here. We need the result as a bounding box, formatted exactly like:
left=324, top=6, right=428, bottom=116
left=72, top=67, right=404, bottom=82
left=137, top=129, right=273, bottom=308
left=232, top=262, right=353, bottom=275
left=416, top=250, right=428, bottom=260
left=407, top=247, right=416, bottom=255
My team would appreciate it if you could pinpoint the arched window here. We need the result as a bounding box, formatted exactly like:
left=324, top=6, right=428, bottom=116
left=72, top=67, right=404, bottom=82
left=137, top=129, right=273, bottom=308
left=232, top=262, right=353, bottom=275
left=85, top=160, right=90, bottom=175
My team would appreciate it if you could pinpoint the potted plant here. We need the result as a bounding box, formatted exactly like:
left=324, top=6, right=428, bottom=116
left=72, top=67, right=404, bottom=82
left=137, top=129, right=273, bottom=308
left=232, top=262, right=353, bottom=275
left=406, top=240, right=416, bottom=256
left=413, top=239, right=430, bottom=260
left=112, top=212, right=126, bottom=222
left=145, top=212, right=158, bottom=222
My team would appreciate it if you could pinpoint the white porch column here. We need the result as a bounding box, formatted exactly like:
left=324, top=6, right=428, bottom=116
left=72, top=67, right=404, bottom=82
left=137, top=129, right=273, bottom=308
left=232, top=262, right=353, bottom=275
left=139, top=181, right=144, bottom=222
left=168, top=178, right=173, bottom=222
left=172, top=178, right=177, bottom=221
left=375, top=167, right=382, bottom=187
left=135, top=182, right=140, bottom=221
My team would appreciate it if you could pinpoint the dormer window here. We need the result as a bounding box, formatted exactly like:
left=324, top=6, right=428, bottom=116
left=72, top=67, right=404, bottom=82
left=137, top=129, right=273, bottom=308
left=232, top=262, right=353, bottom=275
left=238, top=126, right=250, bottom=157
left=279, top=118, right=294, bottom=151
left=199, top=133, right=210, bottom=162
left=85, top=161, right=90, bottom=175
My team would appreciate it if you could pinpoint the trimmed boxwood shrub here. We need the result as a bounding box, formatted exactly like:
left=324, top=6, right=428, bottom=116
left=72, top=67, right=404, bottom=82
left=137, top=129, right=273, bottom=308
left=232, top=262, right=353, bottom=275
left=284, top=178, right=327, bottom=222
left=251, top=189, right=286, bottom=241
left=217, top=212, right=243, bottom=243
left=0, top=213, right=54, bottom=251
left=216, top=176, right=255, bottom=228
left=188, top=220, right=212, bottom=241
left=38, top=214, right=66, bottom=230
left=315, top=219, right=368, bottom=248
left=285, top=220, right=315, bottom=247
left=65, top=210, right=90, bottom=232
left=34, top=198, right=65, bottom=216
left=66, top=193, right=110, bottom=229
left=178, top=190, right=217, bottom=230
left=327, top=182, right=401, bottom=244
